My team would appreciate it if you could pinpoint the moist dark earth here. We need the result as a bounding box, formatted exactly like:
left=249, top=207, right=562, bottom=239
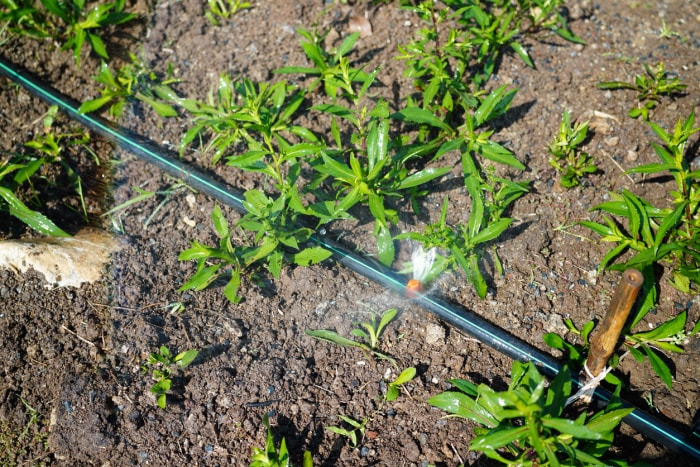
left=1, top=1, right=700, bottom=465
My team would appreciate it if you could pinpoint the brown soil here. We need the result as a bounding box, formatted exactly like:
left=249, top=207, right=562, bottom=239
left=1, top=1, right=700, bottom=465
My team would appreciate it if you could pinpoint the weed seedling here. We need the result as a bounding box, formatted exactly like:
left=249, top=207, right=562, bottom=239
left=429, top=361, right=633, bottom=466
left=597, top=62, right=687, bottom=120
left=0, top=396, right=49, bottom=465
left=305, top=308, right=398, bottom=363
left=39, top=0, right=138, bottom=68
left=0, top=104, right=101, bottom=235
left=325, top=415, right=368, bottom=449
left=581, top=112, right=700, bottom=316
left=141, top=345, right=198, bottom=409
left=276, top=28, right=376, bottom=104
left=205, top=0, right=251, bottom=26
left=250, top=414, right=313, bottom=467
left=0, top=0, right=55, bottom=40
left=384, top=366, right=416, bottom=402
left=79, top=54, right=179, bottom=119
left=547, top=110, right=596, bottom=188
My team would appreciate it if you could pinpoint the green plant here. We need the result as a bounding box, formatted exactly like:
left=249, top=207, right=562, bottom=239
left=0, top=160, right=70, bottom=236
left=176, top=74, right=313, bottom=166
left=546, top=311, right=700, bottom=391
left=581, top=112, right=700, bottom=316
left=276, top=28, right=377, bottom=104
left=428, top=361, right=634, bottom=466
left=206, top=0, right=251, bottom=26
left=40, top=0, right=137, bottom=68
left=79, top=54, right=179, bottom=119
left=141, top=345, right=198, bottom=409
left=0, top=395, right=49, bottom=465
left=305, top=308, right=399, bottom=363
left=396, top=168, right=529, bottom=298
left=250, top=414, right=313, bottom=467
left=385, top=366, right=417, bottom=402
left=325, top=415, right=368, bottom=449
left=0, top=0, right=55, bottom=39
left=0, top=105, right=102, bottom=235
left=311, top=99, right=452, bottom=265
left=398, top=0, right=584, bottom=104
left=657, top=19, right=683, bottom=41
left=104, top=178, right=195, bottom=231
left=597, top=62, right=687, bottom=120
left=547, top=110, right=596, bottom=188
left=179, top=202, right=331, bottom=304
left=390, top=83, right=529, bottom=296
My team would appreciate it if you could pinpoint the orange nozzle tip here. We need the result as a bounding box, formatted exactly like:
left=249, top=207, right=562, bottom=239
left=406, top=279, right=423, bottom=298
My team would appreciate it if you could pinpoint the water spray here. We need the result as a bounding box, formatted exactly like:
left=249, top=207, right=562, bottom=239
left=1, top=55, right=698, bottom=461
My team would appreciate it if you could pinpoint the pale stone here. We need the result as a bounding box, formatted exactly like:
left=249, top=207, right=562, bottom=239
left=0, top=228, right=120, bottom=288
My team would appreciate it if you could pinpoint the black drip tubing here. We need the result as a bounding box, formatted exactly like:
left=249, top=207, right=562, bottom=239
left=1, top=55, right=699, bottom=461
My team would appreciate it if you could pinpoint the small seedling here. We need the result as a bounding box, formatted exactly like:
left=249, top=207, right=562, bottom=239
left=657, top=19, right=683, bottom=42
left=0, top=396, right=49, bottom=465
left=384, top=366, right=416, bottom=402
left=428, top=361, right=633, bottom=466
left=0, top=104, right=101, bottom=235
left=325, top=415, right=368, bottom=449
left=305, top=308, right=398, bottom=363
left=547, top=110, right=596, bottom=187
left=79, top=54, right=179, bottom=119
left=104, top=178, right=195, bottom=230
left=276, top=28, right=376, bottom=104
left=597, top=62, right=687, bottom=120
left=179, top=200, right=332, bottom=304
left=581, top=112, right=700, bottom=316
left=141, top=345, right=198, bottom=409
left=39, top=0, right=138, bottom=68
left=250, top=414, right=313, bottom=467
left=205, top=0, right=251, bottom=26
left=0, top=0, right=55, bottom=40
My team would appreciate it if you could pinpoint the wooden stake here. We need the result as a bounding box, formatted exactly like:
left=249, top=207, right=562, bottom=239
left=585, top=269, right=644, bottom=377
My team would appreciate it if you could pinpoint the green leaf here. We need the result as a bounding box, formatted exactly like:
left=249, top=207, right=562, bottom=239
left=87, top=32, right=108, bottom=59
left=78, top=95, right=114, bottom=114
left=175, top=349, right=198, bottom=368
left=224, top=268, right=242, bottom=304
left=396, top=166, right=451, bottom=189
left=336, top=32, right=360, bottom=58
left=393, top=367, right=416, bottom=385
left=376, top=224, right=395, bottom=266
left=305, top=329, right=365, bottom=349
left=391, top=107, right=451, bottom=132
left=509, top=42, right=533, bottom=68
left=642, top=344, right=674, bottom=390
left=632, top=311, right=686, bottom=342
left=541, top=418, right=603, bottom=440
left=585, top=408, right=634, bottom=435
left=211, top=204, right=229, bottom=238
left=293, top=246, right=332, bottom=266
left=448, top=379, right=479, bottom=397
left=427, top=391, right=498, bottom=427
left=470, top=425, right=529, bottom=451
left=653, top=201, right=686, bottom=252
left=474, top=85, right=511, bottom=127
left=476, top=140, right=525, bottom=170
left=0, top=187, right=70, bottom=237
left=471, top=218, right=512, bottom=245
left=178, top=264, right=221, bottom=291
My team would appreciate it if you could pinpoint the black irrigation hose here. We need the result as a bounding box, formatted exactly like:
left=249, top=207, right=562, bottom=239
left=2, top=55, right=699, bottom=461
